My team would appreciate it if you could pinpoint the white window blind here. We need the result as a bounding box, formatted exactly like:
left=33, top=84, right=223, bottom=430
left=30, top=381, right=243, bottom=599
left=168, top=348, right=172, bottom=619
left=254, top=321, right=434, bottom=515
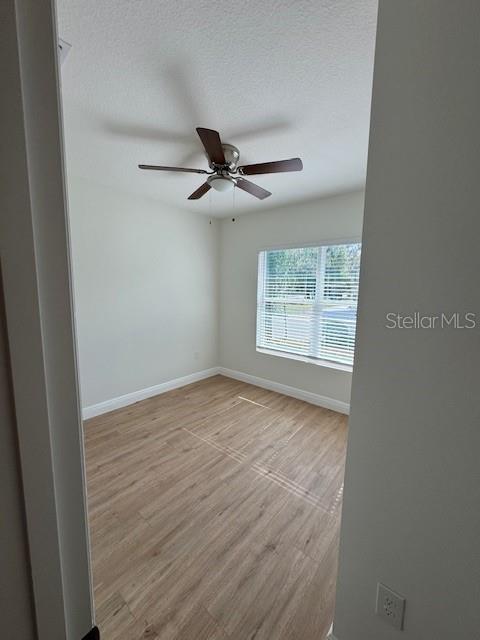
left=256, top=243, right=361, bottom=367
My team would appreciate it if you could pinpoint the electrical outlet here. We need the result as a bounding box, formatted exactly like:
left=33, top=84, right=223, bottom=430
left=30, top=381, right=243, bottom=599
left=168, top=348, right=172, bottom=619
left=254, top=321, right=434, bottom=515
left=376, top=583, right=406, bottom=630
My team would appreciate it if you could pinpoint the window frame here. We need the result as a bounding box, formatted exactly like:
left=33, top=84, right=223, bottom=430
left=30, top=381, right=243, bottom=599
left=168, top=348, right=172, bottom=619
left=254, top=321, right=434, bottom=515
left=255, top=237, right=362, bottom=372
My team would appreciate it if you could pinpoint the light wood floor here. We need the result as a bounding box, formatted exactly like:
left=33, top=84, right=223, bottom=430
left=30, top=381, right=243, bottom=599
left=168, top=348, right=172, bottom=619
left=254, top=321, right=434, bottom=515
left=84, top=375, right=348, bottom=640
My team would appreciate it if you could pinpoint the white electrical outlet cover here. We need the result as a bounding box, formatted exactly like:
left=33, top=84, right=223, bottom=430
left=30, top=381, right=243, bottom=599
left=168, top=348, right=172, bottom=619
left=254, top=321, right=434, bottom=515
left=376, top=583, right=406, bottom=630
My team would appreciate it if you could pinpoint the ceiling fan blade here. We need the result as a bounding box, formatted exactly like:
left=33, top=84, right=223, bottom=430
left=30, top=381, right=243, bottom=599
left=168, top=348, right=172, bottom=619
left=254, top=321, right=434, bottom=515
left=196, top=128, right=226, bottom=165
left=188, top=182, right=212, bottom=200
left=238, top=158, right=303, bottom=175
left=236, top=178, right=271, bottom=200
left=138, top=164, right=208, bottom=174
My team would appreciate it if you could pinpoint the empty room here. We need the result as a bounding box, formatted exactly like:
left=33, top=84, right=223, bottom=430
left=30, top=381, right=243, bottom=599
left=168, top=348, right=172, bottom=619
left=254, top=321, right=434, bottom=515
left=4, top=1, right=479, bottom=640
left=54, top=1, right=375, bottom=638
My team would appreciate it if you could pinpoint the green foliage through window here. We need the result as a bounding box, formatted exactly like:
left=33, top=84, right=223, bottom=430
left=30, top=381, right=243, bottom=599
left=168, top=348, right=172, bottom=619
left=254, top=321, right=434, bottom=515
left=257, top=243, right=361, bottom=367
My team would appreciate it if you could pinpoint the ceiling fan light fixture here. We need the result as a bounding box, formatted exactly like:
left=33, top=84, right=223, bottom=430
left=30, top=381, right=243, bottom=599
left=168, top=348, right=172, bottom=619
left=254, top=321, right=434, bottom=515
left=207, top=175, right=236, bottom=192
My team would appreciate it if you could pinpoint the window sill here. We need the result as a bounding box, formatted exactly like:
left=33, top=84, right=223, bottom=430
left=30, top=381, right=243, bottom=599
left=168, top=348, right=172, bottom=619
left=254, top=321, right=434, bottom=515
left=256, top=347, right=353, bottom=373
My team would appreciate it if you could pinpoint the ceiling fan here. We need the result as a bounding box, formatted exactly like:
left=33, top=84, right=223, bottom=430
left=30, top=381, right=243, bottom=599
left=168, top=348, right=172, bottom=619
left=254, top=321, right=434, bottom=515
left=138, top=127, right=303, bottom=200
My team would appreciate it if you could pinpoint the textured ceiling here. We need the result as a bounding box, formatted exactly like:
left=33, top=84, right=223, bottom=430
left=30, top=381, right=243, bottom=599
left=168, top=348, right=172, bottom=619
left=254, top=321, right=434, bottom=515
left=56, top=0, right=377, bottom=216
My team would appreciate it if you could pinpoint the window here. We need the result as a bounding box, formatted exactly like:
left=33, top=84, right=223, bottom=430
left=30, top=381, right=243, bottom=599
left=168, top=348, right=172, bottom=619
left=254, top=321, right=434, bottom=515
left=256, top=242, right=361, bottom=369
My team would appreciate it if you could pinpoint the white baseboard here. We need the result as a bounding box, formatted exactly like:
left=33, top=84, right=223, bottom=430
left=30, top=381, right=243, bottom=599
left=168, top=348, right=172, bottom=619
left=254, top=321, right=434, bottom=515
left=82, top=367, right=220, bottom=419
left=218, top=367, right=350, bottom=415
left=83, top=366, right=349, bottom=420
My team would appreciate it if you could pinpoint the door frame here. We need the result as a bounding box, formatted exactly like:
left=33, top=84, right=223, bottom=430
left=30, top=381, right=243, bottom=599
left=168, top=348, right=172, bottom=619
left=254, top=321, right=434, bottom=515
left=1, top=0, right=94, bottom=637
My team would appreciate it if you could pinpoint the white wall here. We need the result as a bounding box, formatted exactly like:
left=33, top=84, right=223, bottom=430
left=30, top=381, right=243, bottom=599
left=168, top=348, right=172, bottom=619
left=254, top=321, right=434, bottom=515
left=332, top=2, right=480, bottom=639
left=67, top=177, right=219, bottom=408
left=219, top=191, right=364, bottom=408
left=68, top=179, right=363, bottom=413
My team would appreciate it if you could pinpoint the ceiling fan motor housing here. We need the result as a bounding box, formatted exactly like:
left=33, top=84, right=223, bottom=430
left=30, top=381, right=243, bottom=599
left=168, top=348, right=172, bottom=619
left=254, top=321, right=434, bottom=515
left=207, top=143, right=240, bottom=172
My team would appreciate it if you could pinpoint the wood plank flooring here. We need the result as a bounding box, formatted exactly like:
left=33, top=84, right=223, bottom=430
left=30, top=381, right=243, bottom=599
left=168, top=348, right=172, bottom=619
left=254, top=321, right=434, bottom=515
left=84, top=375, right=348, bottom=640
